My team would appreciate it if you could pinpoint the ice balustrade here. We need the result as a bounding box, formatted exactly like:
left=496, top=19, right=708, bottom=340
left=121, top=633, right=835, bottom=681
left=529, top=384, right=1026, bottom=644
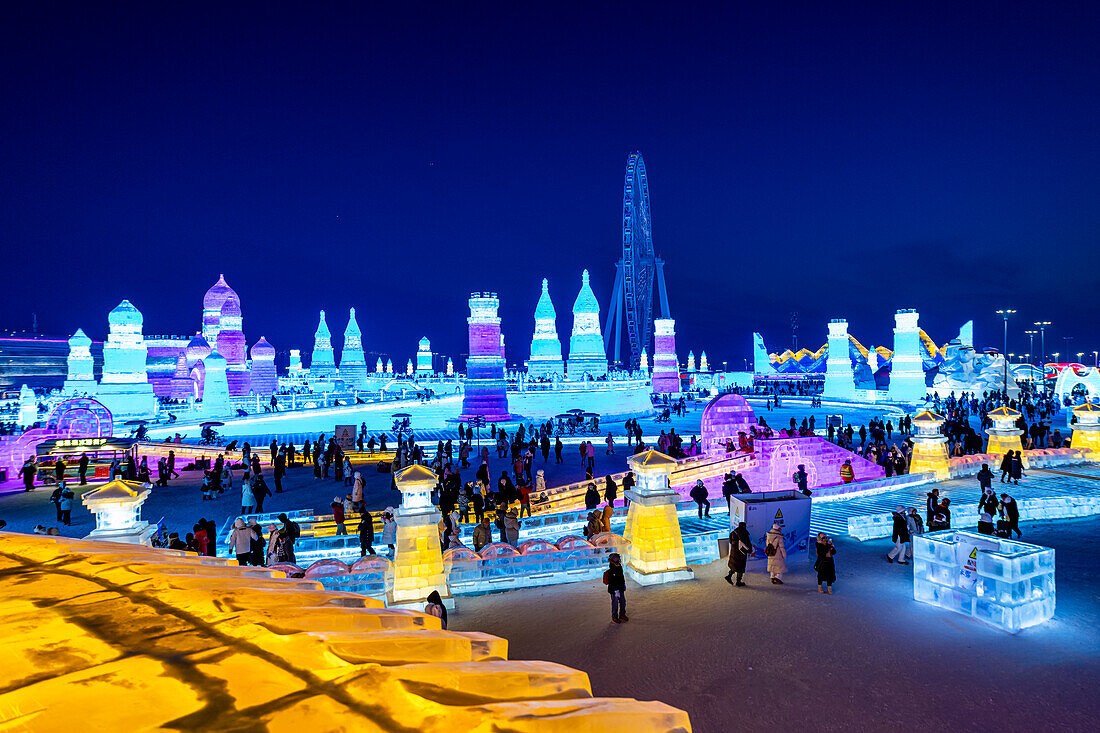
left=913, top=530, right=1055, bottom=633
left=849, top=496, right=1100, bottom=541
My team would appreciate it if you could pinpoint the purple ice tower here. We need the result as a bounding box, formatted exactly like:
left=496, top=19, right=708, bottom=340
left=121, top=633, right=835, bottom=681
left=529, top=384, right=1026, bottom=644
left=651, top=318, right=680, bottom=394
left=460, top=292, right=511, bottom=422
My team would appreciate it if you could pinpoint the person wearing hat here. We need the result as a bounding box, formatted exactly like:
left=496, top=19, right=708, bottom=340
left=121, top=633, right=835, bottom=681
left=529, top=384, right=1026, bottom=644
left=380, top=508, right=397, bottom=557
left=839, top=459, right=855, bottom=484
left=604, top=553, right=628, bottom=623
left=503, top=507, right=521, bottom=546
left=886, top=506, right=910, bottom=564
left=331, top=496, right=347, bottom=535
left=725, top=521, right=753, bottom=587
left=815, top=532, right=837, bottom=594
left=765, top=523, right=787, bottom=584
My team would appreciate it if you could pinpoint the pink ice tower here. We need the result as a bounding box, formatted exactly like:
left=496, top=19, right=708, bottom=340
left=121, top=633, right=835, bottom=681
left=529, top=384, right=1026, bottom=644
left=651, top=317, right=680, bottom=394
left=217, top=295, right=250, bottom=395
left=459, top=292, right=511, bottom=422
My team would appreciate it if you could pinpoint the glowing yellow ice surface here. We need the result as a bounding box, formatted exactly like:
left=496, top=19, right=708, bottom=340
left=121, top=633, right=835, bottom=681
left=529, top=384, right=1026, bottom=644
left=0, top=532, right=691, bottom=732
left=624, top=503, right=689, bottom=575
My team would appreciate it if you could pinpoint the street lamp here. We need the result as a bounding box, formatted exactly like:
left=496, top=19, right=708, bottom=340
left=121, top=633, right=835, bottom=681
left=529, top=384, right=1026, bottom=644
left=1077, top=352, right=1085, bottom=365
left=1024, top=330, right=1038, bottom=365
left=1094, top=350, right=1098, bottom=368
left=1034, top=321, right=1051, bottom=364
left=996, top=309, right=1015, bottom=394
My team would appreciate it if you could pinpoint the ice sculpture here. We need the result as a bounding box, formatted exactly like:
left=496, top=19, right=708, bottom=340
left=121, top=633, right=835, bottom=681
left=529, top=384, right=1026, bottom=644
left=528, top=278, right=565, bottom=378
left=201, top=274, right=237, bottom=347
left=651, top=318, right=680, bottom=394
left=1071, top=403, right=1100, bottom=454
left=890, top=309, right=927, bottom=402
left=63, top=328, right=96, bottom=394
left=310, top=310, right=337, bottom=378
left=94, top=300, right=157, bottom=419
left=198, top=350, right=231, bottom=416
left=622, top=449, right=693, bottom=585
left=985, top=406, right=1024, bottom=457
left=699, top=393, right=756, bottom=454
left=416, top=336, right=433, bottom=375
left=686, top=351, right=696, bottom=372
left=908, top=410, right=949, bottom=477
left=567, top=270, right=608, bottom=379
left=217, top=296, right=250, bottom=396
left=82, top=479, right=158, bottom=545
left=459, top=292, right=511, bottom=421
left=1054, top=365, right=1100, bottom=405
left=700, top=351, right=709, bottom=372
left=339, top=308, right=368, bottom=387
left=932, top=340, right=1018, bottom=399
left=822, top=320, right=856, bottom=399
left=913, top=530, right=1055, bottom=633
left=248, top=337, right=277, bottom=395
left=390, top=464, right=452, bottom=608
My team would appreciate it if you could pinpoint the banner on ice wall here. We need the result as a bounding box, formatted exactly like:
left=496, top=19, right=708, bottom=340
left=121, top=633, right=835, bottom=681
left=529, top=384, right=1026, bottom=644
left=955, top=532, right=999, bottom=590
left=335, top=425, right=356, bottom=452
left=730, top=490, right=812, bottom=563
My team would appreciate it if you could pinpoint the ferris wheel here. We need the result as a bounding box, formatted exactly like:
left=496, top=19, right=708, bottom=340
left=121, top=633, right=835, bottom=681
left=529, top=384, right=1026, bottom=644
left=604, top=152, right=671, bottom=369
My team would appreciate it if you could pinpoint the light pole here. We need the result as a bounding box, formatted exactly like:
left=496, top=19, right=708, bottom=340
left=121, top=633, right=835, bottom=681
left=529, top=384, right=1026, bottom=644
left=997, top=309, right=1015, bottom=394
left=1024, top=330, right=1037, bottom=365
left=1077, top=352, right=1085, bottom=365
left=1094, top=351, right=1098, bottom=368
left=1034, top=321, right=1051, bottom=364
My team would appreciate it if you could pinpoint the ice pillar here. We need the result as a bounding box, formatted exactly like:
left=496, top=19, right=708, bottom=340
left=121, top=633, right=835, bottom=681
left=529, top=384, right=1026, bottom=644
left=822, top=319, right=856, bottom=399
left=890, top=309, right=926, bottom=402
left=623, top=449, right=694, bottom=586
left=459, top=292, right=511, bottom=421
left=198, top=351, right=231, bottom=417
left=752, top=332, right=772, bottom=375
left=651, top=318, right=680, bottom=395
left=389, top=464, right=452, bottom=609
left=63, top=328, right=96, bottom=394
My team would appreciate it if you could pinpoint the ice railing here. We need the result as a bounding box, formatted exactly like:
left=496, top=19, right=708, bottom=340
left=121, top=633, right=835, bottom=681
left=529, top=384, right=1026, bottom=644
left=297, top=532, right=629, bottom=600
left=913, top=530, right=1055, bottom=633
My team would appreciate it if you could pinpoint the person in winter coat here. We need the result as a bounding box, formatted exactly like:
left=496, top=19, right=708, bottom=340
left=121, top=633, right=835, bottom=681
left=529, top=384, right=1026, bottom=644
left=765, top=523, right=787, bottom=584
left=999, top=492, right=1022, bottom=537
left=535, top=469, right=547, bottom=498
left=926, top=488, right=940, bottom=527
left=425, top=589, right=448, bottom=629
left=242, top=519, right=262, bottom=565
left=331, top=497, right=347, bottom=535
left=689, top=480, right=710, bottom=518
left=358, top=514, right=377, bottom=556
left=352, top=472, right=365, bottom=512
left=58, top=485, right=74, bottom=526
left=380, top=508, right=397, bottom=557
left=600, top=502, right=614, bottom=533
left=886, top=506, right=910, bottom=564
left=815, top=532, right=837, bottom=594
left=503, top=508, right=521, bottom=546
left=839, top=460, right=855, bottom=484
left=999, top=452, right=1012, bottom=483
left=977, top=464, right=994, bottom=491
left=240, top=473, right=256, bottom=515
left=930, top=497, right=951, bottom=531
left=584, top=483, right=601, bottom=510
left=605, top=553, right=628, bottom=623
left=604, top=476, right=618, bottom=508
left=905, top=508, right=924, bottom=559
left=265, top=525, right=284, bottom=566
left=725, top=521, right=753, bottom=586
left=517, top=480, right=532, bottom=518
left=472, top=517, right=492, bottom=552
left=228, top=518, right=252, bottom=565
left=1009, top=450, right=1023, bottom=485
left=584, top=509, right=603, bottom=540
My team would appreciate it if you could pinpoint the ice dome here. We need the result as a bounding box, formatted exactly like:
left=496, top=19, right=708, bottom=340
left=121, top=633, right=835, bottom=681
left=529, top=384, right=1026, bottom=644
left=250, top=336, right=275, bottom=359
left=108, top=300, right=143, bottom=328
left=185, top=334, right=212, bottom=362
left=219, top=295, right=242, bottom=319
left=203, top=274, right=238, bottom=311
left=204, top=350, right=227, bottom=368
left=535, top=278, right=556, bottom=319
left=572, top=270, right=600, bottom=314
left=68, top=328, right=91, bottom=346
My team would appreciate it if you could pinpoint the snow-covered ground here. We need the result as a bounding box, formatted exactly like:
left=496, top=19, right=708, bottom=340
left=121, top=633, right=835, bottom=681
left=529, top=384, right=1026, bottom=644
left=451, top=516, right=1100, bottom=732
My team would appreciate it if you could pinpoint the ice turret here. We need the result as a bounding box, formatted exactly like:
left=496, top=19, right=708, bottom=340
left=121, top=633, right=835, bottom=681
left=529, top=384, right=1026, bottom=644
left=310, top=310, right=336, bottom=379
left=566, top=270, right=607, bottom=379
left=528, top=278, right=564, bottom=378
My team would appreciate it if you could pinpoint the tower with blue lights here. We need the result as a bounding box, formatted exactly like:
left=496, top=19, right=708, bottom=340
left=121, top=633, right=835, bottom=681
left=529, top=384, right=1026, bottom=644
left=567, top=269, right=608, bottom=379
left=339, top=308, right=368, bottom=388
left=310, top=309, right=336, bottom=378
left=416, top=337, right=433, bottom=376
left=528, top=278, right=564, bottom=379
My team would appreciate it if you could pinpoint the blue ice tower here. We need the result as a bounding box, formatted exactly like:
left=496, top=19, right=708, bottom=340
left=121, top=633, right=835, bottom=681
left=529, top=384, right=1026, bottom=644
left=566, top=270, right=607, bottom=379
left=822, top=319, right=856, bottom=399
left=889, top=309, right=927, bottom=402
left=310, top=309, right=337, bottom=379
left=339, top=307, right=368, bottom=388
left=527, top=278, right=564, bottom=379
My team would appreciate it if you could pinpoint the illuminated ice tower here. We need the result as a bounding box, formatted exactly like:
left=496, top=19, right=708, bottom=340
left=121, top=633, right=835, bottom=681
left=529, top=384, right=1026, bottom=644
left=890, top=309, right=926, bottom=402
left=201, top=274, right=237, bottom=347
left=197, top=350, right=230, bottom=416
left=986, top=406, right=1024, bottom=457
left=567, top=270, right=608, bottom=379
left=339, top=308, right=368, bottom=388
left=527, top=278, right=564, bottom=379
left=310, top=310, right=336, bottom=378
left=63, top=328, right=96, bottom=394
left=822, top=319, right=856, bottom=399
left=459, top=292, right=511, bottom=422
left=389, top=464, right=452, bottom=609
left=416, top=337, right=433, bottom=376
left=1070, top=403, right=1100, bottom=454
left=623, top=449, right=693, bottom=586
left=908, top=410, right=950, bottom=478
left=95, top=300, right=156, bottom=419
left=651, top=318, right=680, bottom=395
left=249, top=337, right=277, bottom=395
left=216, top=296, right=249, bottom=396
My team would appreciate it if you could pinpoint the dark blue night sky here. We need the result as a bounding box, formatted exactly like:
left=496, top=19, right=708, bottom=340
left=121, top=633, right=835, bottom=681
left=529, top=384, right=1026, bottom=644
left=2, top=2, right=1098, bottom=368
